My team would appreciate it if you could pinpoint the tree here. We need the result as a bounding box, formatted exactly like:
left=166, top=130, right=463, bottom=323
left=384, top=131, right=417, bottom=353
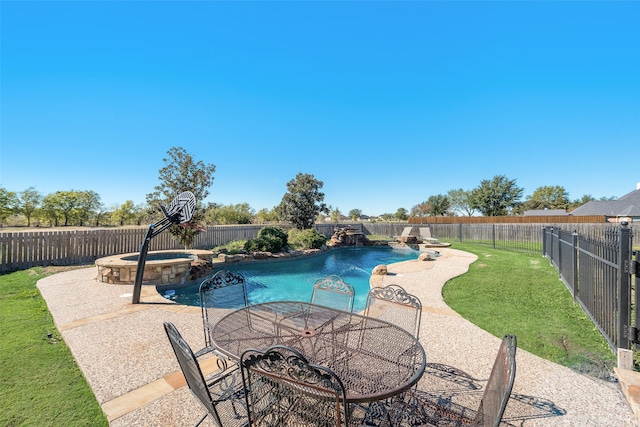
left=206, top=203, right=254, bottom=224
left=447, top=188, right=477, bottom=216
left=567, top=194, right=594, bottom=212
left=146, top=147, right=215, bottom=247
left=426, top=194, right=451, bottom=216
left=0, top=186, right=19, bottom=226
left=92, top=203, right=109, bottom=226
left=379, top=213, right=394, bottom=221
left=75, top=190, right=101, bottom=226
left=41, top=190, right=80, bottom=226
left=470, top=175, right=523, bottom=216
left=522, top=186, right=570, bottom=211
left=40, top=193, right=62, bottom=226
left=348, top=209, right=362, bottom=221
left=410, top=202, right=430, bottom=218
left=255, top=207, right=279, bottom=223
left=394, top=208, right=408, bottom=221
left=132, top=203, right=148, bottom=225
left=112, top=200, right=137, bottom=225
left=330, top=207, right=341, bottom=223
left=276, top=173, right=329, bottom=230
left=18, top=187, right=42, bottom=227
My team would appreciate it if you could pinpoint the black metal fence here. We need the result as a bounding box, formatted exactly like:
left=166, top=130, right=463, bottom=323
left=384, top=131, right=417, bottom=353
left=543, top=223, right=638, bottom=352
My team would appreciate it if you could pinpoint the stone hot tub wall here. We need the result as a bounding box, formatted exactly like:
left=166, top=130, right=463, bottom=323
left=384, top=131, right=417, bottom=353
left=95, top=249, right=214, bottom=285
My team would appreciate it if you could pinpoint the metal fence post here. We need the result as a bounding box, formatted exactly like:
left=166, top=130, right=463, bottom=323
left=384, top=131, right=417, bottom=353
left=492, top=224, right=496, bottom=249
left=618, top=222, right=631, bottom=349
left=459, top=223, right=463, bottom=243
left=571, top=230, right=578, bottom=301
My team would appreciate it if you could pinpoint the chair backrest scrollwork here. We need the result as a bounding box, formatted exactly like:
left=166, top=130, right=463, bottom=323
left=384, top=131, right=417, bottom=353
left=364, top=284, right=422, bottom=338
left=310, top=275, right=355, bottom=312
left=200, top=270, right=249, bottom=349
left=240, top=345, right=349, bottom=426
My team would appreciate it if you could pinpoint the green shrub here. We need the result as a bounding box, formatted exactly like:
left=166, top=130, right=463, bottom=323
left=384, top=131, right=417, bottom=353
left=244, top=226, right=288, bottom=253
left=288, top=228, right=327, bottom=250
left=258, top=226, right=288, bottom=247
left=212, top=240, right=246, bottom=255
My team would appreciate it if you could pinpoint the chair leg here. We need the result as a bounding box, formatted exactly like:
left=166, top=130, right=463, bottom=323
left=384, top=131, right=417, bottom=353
left=193, top=413, right=207, bottom=427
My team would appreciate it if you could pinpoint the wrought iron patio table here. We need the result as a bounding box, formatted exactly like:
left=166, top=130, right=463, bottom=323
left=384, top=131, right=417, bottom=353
left=210, top=301, right=426, bottom=403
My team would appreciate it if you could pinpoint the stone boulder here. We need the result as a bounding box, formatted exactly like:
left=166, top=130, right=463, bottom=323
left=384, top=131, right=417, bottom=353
left=418, top=252, right=433, bottom=261
left=188, top=259, right=216, bottom=280
left=397, top=236, right=420, bottom=244
left=372, top=264, right=388, bottom=275
left=218, top=253, right=246, bottom=263
left=252, top=251, right=272, bottom=260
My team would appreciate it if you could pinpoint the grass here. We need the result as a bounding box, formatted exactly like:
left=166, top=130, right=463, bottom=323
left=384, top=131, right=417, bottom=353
left=443, top=242, right=616, bottom=378
left=0, top=268, right=108, bottom=427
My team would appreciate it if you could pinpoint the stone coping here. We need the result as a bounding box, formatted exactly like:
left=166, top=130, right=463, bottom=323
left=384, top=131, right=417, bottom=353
left=95, top=249, right=214, bottom=267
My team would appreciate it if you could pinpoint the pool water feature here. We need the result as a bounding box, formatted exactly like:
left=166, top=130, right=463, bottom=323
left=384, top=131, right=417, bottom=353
left=163, top=246, right=435, bottom=312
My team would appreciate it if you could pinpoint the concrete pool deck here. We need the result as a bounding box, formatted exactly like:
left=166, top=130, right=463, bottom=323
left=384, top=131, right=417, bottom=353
left=37, top=247, right=640, bottom=426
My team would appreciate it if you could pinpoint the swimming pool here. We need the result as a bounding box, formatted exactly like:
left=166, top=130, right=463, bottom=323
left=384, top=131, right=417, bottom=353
left=162, top=246, right=432, bottom=312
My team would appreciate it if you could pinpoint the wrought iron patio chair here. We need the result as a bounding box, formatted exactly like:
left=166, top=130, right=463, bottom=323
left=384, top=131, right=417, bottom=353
left=197, top=270, right=249, bottom=360
left=388, top=334, right=518, bottom=427
left=364, top=284, right=422, bottom=338
left=240, top=344, right=353, bottom=426
left=310, top=275, right=355, bottom=312
left=163, top=321, right=247, bottom=427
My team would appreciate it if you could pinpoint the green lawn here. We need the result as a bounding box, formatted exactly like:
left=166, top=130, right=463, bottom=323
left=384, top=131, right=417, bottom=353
left=443, top=242, right=616, bottom=378
left=0, top=268, right=108, bottom=427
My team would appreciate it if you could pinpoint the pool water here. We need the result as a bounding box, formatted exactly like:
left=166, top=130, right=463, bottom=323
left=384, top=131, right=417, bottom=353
left=163, top=246, right=430, bottom=312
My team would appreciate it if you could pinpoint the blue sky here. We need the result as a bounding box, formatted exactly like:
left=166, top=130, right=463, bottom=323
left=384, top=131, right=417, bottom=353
left=1, top=1, right=639, bottom=217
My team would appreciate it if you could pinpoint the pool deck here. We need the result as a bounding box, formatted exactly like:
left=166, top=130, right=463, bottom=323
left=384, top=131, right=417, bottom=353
left=37, top=247, right=640, bottom=426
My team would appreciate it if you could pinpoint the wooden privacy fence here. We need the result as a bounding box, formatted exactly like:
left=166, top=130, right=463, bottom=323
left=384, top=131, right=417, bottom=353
left=409, top=215, right=607, bottom=224
left=0, top=225, right=266, bottom=274
left=2, top=221, right=635, bottom=275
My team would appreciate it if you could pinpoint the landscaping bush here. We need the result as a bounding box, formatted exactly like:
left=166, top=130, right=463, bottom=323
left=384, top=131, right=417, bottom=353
left=244, top=226, right=288, bottom=253
left=211, top=240, right=246, bottom=255
left=288, top=228, right=327, bottom=250
left=257, top=226, right=288, bottom=247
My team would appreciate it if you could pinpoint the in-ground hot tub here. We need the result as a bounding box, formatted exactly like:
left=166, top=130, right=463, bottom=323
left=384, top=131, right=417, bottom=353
left=95, top=249, right=214, bottom=285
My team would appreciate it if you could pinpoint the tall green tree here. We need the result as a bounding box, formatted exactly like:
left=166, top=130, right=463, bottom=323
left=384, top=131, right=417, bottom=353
left=0, top=186, right=19, bottom=226
left=18, top=187, right=42, bottom=227
left=330, top=207, right=342, bottom=223
left=41, top=191, right=79, bottom=226
left=255, top=207, right=279, bottom=223
left=206, top=203, right=254, bottom=224
left=276, top=173, right=328, bottom=230
left=568, top=194, right=596, bottom=212
left=426, top=194, right=451, bottom=216
left=523, top=186, right=570, bottom=211
left=410, top=202, right=430, bottom=218
left=394, top=207, right=408, bottom=221
left=146, top=147, right=216, bottom=247
left=470, top=175, right=523, bottom=216
left=379, top=213, right=394, bottom=221
left=40, top=193, right=62, bottom=226
left=348, top=209, right=362, bottom=221
left=92, top=203, right=109, bottom=227
left=75, top=190, right=101, bottom=226
left=112, top=200, right=137, bottom=225
left=447, top=188, right=477, bottom=216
